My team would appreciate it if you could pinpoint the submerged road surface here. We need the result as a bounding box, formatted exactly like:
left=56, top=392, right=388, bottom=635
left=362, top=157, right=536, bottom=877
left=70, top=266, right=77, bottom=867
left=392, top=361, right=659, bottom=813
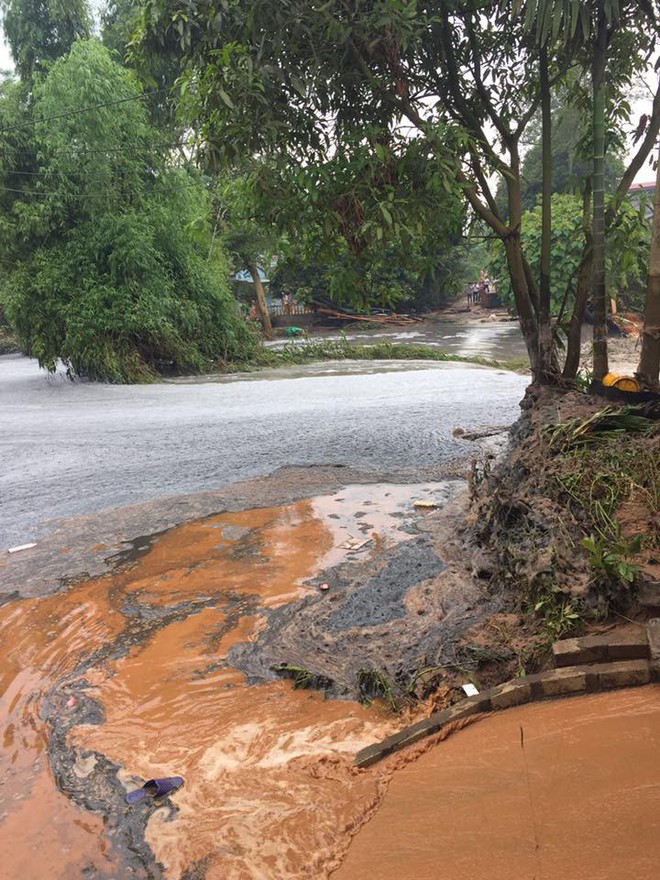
left=0, top=354, right=528, bottom=549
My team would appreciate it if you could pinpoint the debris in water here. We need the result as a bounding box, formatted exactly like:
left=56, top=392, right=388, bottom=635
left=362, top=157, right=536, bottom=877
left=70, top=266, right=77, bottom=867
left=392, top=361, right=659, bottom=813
left=340, top=537, right=372, bottom=551
left=462, top=683, right=479, bottom=697
left=413, top=500, right=439, bottom=510
left=319, top=582, right=330, bottom=591
left=7, top=542, right=37, bottom=554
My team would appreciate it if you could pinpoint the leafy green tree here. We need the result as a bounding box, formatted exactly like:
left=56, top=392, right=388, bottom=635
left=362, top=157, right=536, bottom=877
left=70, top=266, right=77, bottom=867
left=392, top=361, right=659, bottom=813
left=518, top=102, right=626, bottom=213
left=637, top=153, right=660, bottom=388
left=272, top=232, right=464, bottom=314
left=489, top=193, right=650, bottom=319
left=222, top=224, right=274, bottom=340
left=101, top=0, right=184, bottom=134
left=205, top=170, right=280, bottom=339
left=0, top=40, right=255, bottom=381
left=139, top=0, right=659, bottom=384
left=517, top=0, right=660, bottom=379
left=249, top=134, right=465, bottom=312
left=0, top=0, right=91, bottom=80
left=139, top=0, right=540, bottom=356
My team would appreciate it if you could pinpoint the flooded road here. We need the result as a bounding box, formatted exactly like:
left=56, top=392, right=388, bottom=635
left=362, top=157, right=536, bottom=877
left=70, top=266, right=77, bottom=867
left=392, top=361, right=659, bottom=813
left=0, top=485, right=454, bottom=879
left=0, top=326, right=534, bottom=878
left=266, top=320, right=528, bottom=363
left=334, top=687, right=660, bottom=880
left=0, top=352, right=527, bottom=550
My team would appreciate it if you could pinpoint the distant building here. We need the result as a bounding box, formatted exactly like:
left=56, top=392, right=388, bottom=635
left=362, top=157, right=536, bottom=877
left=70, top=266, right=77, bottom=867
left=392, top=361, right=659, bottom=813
left=629, top=180, right=655, bottom=217
left=233, top=267, right=269, bottom=283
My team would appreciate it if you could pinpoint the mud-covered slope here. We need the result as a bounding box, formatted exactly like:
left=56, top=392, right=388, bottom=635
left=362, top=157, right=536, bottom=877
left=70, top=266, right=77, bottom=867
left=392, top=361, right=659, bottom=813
left=232, top=388, right=659, bottom=704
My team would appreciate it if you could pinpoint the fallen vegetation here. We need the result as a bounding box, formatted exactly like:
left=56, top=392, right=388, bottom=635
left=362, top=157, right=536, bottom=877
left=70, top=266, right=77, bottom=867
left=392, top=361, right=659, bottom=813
left=230, top=338, right=530, bottom=375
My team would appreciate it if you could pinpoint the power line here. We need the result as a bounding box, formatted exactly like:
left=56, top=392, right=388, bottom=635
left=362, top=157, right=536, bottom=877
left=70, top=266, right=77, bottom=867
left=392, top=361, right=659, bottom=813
left=0, top=164, right=193, bottom=179
left=0, top=88, right=165, bottom=134
left=0, top=141, right=194, bottom=160
left=0, top=139, right=195, bottom=157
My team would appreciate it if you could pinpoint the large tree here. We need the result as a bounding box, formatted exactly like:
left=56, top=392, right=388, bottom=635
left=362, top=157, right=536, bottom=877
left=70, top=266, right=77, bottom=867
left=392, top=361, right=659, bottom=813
left=0, top=0, right=91, bottom=80
left=101, top=0, right=184, bottom=135
left=0, top=40, right=255, bottom=380
left=518, top=0, right=660, bottom=379
left=250, top=133, right=465, bottom=310
left=637, top=153, right=660, bottom=388
left=516, top=101, right=626, bottom=214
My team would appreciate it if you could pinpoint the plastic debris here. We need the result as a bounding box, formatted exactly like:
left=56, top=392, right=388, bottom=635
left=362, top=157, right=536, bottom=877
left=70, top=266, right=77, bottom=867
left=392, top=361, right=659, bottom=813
left=602, top=372, right=641, bottom=393
left=7, top=543, right=37, bottom=554
left=461, top=683, right=479, bottom=697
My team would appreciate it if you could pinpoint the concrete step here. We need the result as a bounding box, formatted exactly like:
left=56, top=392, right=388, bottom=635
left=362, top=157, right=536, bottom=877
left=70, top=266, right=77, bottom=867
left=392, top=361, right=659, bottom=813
left=553, top=630, right=650, bottom=667
left=638, top=582, right=660, bottom=614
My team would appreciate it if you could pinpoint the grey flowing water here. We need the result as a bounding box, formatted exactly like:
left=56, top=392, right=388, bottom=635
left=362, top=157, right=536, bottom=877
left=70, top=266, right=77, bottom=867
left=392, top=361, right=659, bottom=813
left=265, top=320, right=528, bottom=361
left=0, top=348, right=528, bottom=549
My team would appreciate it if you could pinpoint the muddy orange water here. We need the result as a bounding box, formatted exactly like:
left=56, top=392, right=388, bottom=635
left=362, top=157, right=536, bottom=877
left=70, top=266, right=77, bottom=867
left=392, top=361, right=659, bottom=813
left=334, top=687, right=660, bottom=880
left=0, top=485, right=444, bottom=879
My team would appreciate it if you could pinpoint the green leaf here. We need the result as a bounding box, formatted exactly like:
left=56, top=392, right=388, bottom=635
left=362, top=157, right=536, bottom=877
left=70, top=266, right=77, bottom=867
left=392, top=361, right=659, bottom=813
left=218, top=88, right=234, bottom=109
left=379, top=203, right=393, bottom=226
left=290, top=74, right=307, bottom=97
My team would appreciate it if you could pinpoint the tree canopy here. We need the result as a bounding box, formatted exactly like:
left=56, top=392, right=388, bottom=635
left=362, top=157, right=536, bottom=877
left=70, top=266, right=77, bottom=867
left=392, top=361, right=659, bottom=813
left=140, top=0, right=660, bottom=384
left=0, top=0, right=91, bottom=80
left=0, top=39, right=255, bottom=380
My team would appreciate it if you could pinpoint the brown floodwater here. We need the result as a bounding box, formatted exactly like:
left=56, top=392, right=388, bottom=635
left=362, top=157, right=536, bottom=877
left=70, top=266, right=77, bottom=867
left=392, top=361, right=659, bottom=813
left=0, top=484, right=446, bottom=879
left=333, top=687, right=660, bottom=880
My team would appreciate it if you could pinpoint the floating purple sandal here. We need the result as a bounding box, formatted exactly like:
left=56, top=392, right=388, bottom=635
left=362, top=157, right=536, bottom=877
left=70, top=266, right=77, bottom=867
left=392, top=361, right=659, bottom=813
left=126, top=776, right=184, bottom=805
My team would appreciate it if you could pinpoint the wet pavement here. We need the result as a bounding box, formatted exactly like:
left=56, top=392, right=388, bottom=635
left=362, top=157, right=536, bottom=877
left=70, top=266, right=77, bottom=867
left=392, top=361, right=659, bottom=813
left=334, top=687, right=660, bottom=880
left=0, top=352, right=527, bottom=550
left=0, top=332, right=532, bottom=879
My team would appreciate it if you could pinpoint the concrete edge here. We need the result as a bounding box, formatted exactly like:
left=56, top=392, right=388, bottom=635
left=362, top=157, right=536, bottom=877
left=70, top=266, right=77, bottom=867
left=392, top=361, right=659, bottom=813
left=552, top=629, right=650, bottom=667
left=355, top=657, right=659, bottom=769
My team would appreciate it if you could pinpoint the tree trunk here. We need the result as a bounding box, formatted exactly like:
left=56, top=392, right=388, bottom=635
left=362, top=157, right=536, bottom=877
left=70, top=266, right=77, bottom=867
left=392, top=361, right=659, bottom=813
left=538, top=45, right=554, bottom=382
left=522, top=251, right=539, bottom=316
left=637, top=154, right=660, bottom=389
left=591, top=4, right=609, bottom=380
left=503, top=145, right=540, bottom=376
left=562, top=239, right=593, bottom=378
left=249, top=262, right=273, bottom=340
left=504, top=235, right=539, bottom=375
